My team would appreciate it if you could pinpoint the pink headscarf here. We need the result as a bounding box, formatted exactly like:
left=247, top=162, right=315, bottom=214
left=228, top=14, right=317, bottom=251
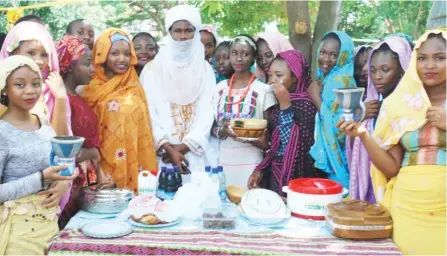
left=346, top=36, right=412, bottom=202
left=0, top=21, right=72, bottom=212
left=0, top=21, right=72, bottom=135
left=255, top=31, right=294, bottom=82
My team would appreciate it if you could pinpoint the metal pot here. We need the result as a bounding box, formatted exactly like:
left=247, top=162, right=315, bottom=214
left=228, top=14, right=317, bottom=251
left=80, top=183, right=134, bottom=214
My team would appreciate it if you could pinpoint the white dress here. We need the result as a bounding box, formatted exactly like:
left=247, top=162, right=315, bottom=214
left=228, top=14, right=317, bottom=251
left=215, top=79, right=277, bottom=189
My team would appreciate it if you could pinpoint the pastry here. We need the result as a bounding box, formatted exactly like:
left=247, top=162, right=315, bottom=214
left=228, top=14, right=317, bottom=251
left=131, top=213, right=167, bottom=225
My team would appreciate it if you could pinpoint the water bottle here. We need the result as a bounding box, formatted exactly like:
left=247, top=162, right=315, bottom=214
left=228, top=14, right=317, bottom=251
left=157, top=167, right=167, bottom=200
left=173, top=166, right=182, bottom=190
left=165, top=169, right=176, bottom=200
left=217, top=166, right=227, bottom=202
left=210, top=168, right=220, bottom=196
left=205, top=166, right=211, bottom=176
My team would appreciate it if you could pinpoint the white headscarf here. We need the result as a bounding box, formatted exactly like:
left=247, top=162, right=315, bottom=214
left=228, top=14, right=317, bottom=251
left=153, top=5, right=207, bottom=105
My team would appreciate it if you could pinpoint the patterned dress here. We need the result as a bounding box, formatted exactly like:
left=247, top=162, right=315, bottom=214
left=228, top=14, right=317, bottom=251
left=215, top=79, right=276, bottom=189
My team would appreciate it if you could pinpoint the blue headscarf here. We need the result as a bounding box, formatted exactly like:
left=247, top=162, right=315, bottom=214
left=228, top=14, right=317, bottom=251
left=310, top=31, right=356, bottom=190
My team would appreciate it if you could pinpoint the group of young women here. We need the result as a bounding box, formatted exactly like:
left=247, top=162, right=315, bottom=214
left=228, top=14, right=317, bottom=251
left=0, top=4, right=444, bottom=255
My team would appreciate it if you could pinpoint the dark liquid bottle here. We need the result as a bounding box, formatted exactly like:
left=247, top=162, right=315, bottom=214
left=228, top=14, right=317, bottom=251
left=173, top=166, right=182, bottom=190
left=157, top=167, right=167, bottom=200
left=165, top=169, right=176, bottom=200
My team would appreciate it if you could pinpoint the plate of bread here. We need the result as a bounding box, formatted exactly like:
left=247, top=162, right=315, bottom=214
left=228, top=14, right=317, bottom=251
left=128, top=213, right=180, bottom=228
left=230, top=118, right=267, bottom=139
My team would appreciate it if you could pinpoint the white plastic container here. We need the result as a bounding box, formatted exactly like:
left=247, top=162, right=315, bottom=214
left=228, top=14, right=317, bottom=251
left=138, top=170, right=158, bottom=196
left=282, top=178, right=347, bottom=220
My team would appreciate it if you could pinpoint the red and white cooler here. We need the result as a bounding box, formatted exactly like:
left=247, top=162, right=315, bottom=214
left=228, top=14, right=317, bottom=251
left=282, top=178, right=347, bottom=220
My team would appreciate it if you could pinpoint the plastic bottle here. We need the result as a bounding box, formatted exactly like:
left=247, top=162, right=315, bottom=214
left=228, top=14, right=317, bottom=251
left=173, top=166, right=182, bottom=190
left=205, top=166, right=211, bottom=176
left=210, top=168, right=220, bottom=196
left=217, top=166, right=227, bottom=202
left=157, top=167, right=167, bottom=200
left=164, top=169, right=176, bottom=200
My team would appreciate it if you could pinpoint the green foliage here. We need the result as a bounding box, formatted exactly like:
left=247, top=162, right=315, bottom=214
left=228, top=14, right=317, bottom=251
left=338, top=0, right=432, bottom=41
left=197, top=0, right=287, bottom=37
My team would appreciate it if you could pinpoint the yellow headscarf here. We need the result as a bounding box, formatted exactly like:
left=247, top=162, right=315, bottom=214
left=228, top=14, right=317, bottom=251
left=371, top=29, right=447, bottom=206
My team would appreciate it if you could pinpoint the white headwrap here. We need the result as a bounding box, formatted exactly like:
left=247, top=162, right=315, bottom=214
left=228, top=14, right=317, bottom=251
left=152, top=5, right=208, bottom=105
left=0, top=55, right=42, bottom=91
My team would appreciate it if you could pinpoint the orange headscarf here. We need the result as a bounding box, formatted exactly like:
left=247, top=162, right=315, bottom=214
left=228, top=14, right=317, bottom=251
left=82, top=28, right=158, bottom=191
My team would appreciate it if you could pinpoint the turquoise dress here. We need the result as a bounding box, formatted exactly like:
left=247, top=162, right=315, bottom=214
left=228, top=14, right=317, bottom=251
left=309, top=31, right=357, bottom=189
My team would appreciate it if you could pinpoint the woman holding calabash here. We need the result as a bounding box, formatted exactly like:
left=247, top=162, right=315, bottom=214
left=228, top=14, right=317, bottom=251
left=141, top=5, right=216, bottom=177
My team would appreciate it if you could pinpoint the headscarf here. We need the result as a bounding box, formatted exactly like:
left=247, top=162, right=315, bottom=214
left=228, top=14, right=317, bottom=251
left=371, top=30, right=447, bottom=207
left=309, top=31, right=356, bottom=189
left=0, top=21, right=72, bottom=135
left=55, top=35, right=88, bottom=76
left=354, top=44, right=370, bottom=56
left=0, top=55, right=42, bottom=92
left=149, top=4, right=209, bottom=105
left=255, top=50, right=317, bottom=195
left=384, top=32, right=415, bottom=48
left=346, top=36, right=412, bottom=202
left=200, top=24, right=219, bottom=45
left=82, top=28, right=138, bottom=105
left=81, top=28, right=158, bottom=191
left=255, top=31, right=294, bottom=82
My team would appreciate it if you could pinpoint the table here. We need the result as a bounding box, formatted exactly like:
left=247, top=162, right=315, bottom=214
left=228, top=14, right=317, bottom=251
left=47, top=211, right=402, bottom=255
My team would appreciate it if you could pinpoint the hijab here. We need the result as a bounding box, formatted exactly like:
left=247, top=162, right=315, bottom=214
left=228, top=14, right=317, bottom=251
left=149, top=5, right=209, bottom=105
left=371, top=30, right=447, bottom=206
left=255, top=31, right=294, bottom=81
left=255, top=50, right=317, bottom=195
left=82, top=28, right=140, bottom=107
left=0, top=21, right=72, bottom=134
left=346, top=36, right=412, bottom=202
left=309, top=31, right=356, bottom=189
left=55, top=35, right=88, bottom=76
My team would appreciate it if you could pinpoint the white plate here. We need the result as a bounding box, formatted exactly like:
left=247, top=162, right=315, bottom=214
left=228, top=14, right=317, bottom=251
left=82, top=220, right=133, bottom=238
left=238, top=205, right=291, bottom=226
left=128, top=217, right=181, bottom=228
left=235, top=137, right=260, bottom=142
left=241, top=189, right=286, bottom=217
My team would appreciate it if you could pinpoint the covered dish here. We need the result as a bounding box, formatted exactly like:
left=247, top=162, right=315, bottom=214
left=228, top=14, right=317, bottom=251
left=80, top=183, right=134, bottom=214
left=326, top=200, right=393, bottom=240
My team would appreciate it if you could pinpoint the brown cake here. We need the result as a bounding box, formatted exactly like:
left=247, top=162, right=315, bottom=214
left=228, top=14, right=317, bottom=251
left=326, top=200, right=393, bottom=240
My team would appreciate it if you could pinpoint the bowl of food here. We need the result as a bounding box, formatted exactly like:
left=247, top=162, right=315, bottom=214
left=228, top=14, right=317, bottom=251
left=230, top=118, right=267, bottom=138
left=226, top=185, right=246, bottom=204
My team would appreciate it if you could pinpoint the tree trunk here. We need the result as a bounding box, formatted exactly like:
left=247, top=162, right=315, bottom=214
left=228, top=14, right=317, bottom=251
left=286, top=0, right=312, bottom=63
left=311, top=0, right=342, bottom=78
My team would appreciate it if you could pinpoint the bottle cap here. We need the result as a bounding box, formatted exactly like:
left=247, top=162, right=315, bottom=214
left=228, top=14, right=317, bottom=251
left=205, top=166, right=211, bottom=173
left=212, top=168, right=219, bottom=174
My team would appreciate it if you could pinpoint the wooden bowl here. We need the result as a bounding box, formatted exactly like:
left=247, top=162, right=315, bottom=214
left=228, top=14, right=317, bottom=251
left=226, top=185, right=247, bottom=204
left=232, top=128, right=264, bottom=138
left=231, top=118, right=267, bottom=130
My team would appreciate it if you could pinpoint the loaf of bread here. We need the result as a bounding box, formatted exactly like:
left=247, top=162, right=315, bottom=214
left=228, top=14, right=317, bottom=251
left=326, top=200, right=393, bottom=240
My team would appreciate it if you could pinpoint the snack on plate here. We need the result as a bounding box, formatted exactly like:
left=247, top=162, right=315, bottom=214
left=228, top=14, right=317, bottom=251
left=326, top=200, right=393, bottom=240
left=131, top=213, right=166, bottom=225
left=231, top=118, right=267, bottom=130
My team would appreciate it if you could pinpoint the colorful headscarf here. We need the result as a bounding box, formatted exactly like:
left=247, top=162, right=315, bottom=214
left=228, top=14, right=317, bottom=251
left=55, top=35, right=89, bottom=76
left=82, top=28, right=158, bottom=191
left=255, top=31, right=294, bottom=82
left=346, top=36, right=413, bottom=202
left=371, top=30, right=447, bottom=207
left=0, top=21, right=72, bottom=136
left=309, top=31, right=356, bottom=189
left=256, top=50, right=317, bottom=195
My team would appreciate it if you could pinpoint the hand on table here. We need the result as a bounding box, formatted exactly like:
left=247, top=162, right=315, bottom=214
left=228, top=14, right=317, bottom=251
left=248, top=170, right=263, bottom=189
